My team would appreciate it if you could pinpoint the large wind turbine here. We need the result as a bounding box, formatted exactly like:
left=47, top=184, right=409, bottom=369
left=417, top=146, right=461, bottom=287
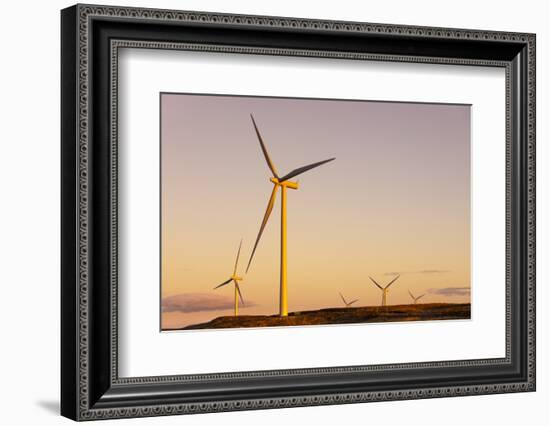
left=246, top=114, right=335, bottom=317
left=214, top=240, right=245, bottom=316
left=339, top=292, right=359, bottom=308
left=408, top=290, right=425, bottom=305
left=369, top=275, right=400, bottom=306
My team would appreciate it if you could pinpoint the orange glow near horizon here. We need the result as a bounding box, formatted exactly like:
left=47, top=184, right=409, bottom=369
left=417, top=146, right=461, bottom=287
left=160, top=94, right=471, bottom=330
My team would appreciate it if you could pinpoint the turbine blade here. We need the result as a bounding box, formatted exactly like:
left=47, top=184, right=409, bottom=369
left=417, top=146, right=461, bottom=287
left=250, top=114, right=279, bottom=179
left=339, top=292, right=347, bottom=305
left=233, top=239, right=243, bottom=275
left=350, top=299, right=359, bottom=305
left=369, top=276, right=383, bottom=290
left=246, top=185, right=279, bottom=272
left=408, top=290, right=415, bottom=299
left=235, top=281, right=244, bottom=305
left=279, top=158, right=335, bottom=182
left=385, top=274, right=401, bottom=289
left=418, top=294, right=425, bottom=300
left=214, top=278, right=232, bottom=289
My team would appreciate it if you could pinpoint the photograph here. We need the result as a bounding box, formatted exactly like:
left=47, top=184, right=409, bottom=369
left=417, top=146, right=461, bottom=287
left=160, top=93, right=472, bottom=331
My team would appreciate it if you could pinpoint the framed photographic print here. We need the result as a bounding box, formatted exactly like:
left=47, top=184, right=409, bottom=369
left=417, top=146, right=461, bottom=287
left=61, top=4, right=536, bottom=421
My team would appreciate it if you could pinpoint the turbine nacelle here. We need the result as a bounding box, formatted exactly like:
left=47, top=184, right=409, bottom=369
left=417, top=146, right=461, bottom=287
left=339, top=292, right=358, bottom=307
left=369, top=275, right=401, bottom=307
left=408, top=289, right=425, bottom=304
left=270, top=177, right=299, bottom=190
left=214, top=240, right=246, bottom=316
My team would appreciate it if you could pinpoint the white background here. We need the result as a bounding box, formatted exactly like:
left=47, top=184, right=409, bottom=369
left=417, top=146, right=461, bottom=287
left=0, top=0, right=547, bottom=425
left=119, top=50, right=505, bottom=376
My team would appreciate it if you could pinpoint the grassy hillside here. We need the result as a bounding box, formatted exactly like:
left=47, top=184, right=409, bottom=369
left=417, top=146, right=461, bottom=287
left=181, top=303, right=470, bottom=330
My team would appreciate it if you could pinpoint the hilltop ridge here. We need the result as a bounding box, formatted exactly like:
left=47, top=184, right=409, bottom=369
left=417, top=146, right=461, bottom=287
left=179, top=303, right=470, bottom=330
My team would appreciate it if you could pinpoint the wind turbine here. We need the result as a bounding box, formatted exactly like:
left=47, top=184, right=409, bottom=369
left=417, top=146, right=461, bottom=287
left=246, top=114, right=335, bottom=317
left=214, top=240, right=245, bottom=316
left=408, top=289, right=425, bottom=305
left=339, top=292, right=359, bottom=308
left=369, top=275, right=400, bottom=306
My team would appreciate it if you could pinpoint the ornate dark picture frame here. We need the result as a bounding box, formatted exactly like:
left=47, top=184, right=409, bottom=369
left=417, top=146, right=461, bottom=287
left=61, top=4, right=536, bottom=421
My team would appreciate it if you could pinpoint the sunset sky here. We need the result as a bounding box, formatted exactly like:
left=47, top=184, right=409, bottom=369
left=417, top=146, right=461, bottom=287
left=160, top=93, right=471, bottom=330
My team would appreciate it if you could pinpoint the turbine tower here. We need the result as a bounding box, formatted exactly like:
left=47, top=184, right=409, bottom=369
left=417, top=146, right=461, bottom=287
left=339, top=292, right=359, bottom=308
left=246, top=114, right=335, bottom=317
left=408, top=289, right=425, bottom=304
left=369, top=275, right=400, bottom=306
left=214, top=240, right=245, bottom=316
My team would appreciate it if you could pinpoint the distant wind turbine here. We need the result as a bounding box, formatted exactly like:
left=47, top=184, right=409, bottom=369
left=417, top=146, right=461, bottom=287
left=408, top=290, right=425, bottom=304
left=246, top=114, right=335, bottom=317
left=339, top=292, right=359, bottom=308
left=369, top=275, right=400, bottom=306
left=214, top=240, right=245, bottom=316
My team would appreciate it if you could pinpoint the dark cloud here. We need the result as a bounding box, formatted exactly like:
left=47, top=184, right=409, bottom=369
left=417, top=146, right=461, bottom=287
left=427, top=287, right=471, bottom=297
left=383, top=270, right=449, bottom=276
left=162, top=293, right=256, bottom=313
